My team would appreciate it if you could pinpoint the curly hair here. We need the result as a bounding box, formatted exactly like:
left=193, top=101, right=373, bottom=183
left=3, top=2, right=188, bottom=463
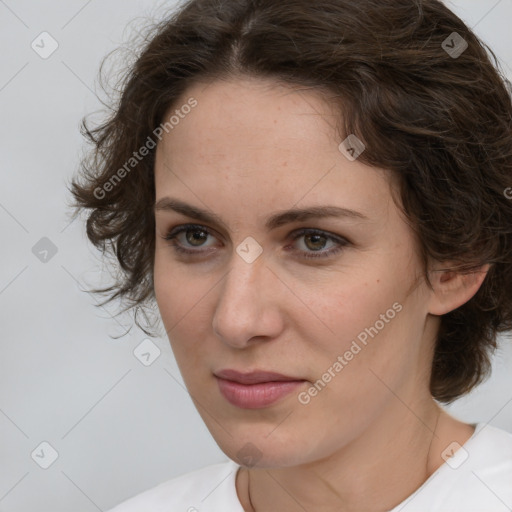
left=69, top=0, right=512, bottom=404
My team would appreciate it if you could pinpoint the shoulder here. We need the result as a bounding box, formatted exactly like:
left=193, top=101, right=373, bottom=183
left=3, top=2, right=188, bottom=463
left=393, top=423, right=512, bottom=512
left=106, top=459, right=242, bottom=512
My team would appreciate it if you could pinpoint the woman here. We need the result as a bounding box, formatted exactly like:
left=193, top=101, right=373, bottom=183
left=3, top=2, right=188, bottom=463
left=70, top=0, right=512, bottom=510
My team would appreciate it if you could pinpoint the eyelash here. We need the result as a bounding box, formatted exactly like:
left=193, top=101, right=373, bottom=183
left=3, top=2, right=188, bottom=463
left=162, top=224, right=348, bottom=260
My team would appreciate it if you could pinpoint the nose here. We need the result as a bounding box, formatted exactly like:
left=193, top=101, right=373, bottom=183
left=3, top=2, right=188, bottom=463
left=212, top=250, right=285, bottom=349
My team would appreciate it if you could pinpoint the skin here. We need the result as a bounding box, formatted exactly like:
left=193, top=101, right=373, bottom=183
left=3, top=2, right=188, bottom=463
left=152, top=76, right=488, bottom=512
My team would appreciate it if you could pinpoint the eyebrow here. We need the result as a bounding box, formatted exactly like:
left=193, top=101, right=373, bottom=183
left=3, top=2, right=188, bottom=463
left=154, top=198, right=369, bottom=231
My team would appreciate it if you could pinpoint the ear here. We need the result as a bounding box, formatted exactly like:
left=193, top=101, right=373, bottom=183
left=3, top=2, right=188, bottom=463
left=427, top=263, right=490, bottom=316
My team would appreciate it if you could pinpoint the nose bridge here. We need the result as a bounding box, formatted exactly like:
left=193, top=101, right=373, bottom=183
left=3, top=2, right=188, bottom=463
left=222, top=233, right=269, bottom=300
left=213, top=246, right=280, bottom=346
left=218, top=249, right=268, bottom=315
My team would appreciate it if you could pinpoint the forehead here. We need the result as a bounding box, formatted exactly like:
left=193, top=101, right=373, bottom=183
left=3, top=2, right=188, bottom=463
left=153, top=77, right=396, bottom=229
left=164, top=77, right=341, bottom=160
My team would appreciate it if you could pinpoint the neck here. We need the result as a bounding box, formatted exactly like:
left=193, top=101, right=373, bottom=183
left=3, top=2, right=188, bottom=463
left=237, top=401, right=474, bottom=512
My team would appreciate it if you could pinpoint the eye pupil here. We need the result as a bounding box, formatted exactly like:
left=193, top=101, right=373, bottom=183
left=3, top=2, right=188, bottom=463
left=305, top=233, right=326, bottom=251
left=186, top=229, right=208, bottom=246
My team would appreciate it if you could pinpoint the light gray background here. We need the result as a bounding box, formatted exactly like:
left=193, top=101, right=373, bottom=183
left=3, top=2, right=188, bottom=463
left=1, top=1, right=511, bottom=511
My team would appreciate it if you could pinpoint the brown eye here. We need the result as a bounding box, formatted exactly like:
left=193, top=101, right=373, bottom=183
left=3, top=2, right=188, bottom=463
left=288, top=228, right=349, bottom=260
left=184, top=228, right=209, bottom=246
left=163, top=224, right=219, bottom=255
left=303, top=233, right=328, bottom=251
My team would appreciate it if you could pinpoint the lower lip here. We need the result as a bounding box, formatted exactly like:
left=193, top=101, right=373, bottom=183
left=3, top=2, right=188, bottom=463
left=216, top=377, right=305, bottom=409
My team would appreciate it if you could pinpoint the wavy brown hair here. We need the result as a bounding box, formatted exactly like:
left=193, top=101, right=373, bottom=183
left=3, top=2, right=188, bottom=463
left=69, top=0, right=512, bottom=404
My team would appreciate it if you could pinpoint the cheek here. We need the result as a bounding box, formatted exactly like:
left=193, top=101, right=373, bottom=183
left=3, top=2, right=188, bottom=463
left=310, top=270, right=402, bottom=353
left=153, top=258, right=213, bottom=367
left=153, top=255, right=176, bottom=323
left=315, top=301, right=428, bottom=425
left=303, top=261, right=420, bottom=393
left=153, top=250, right=200, bottom=324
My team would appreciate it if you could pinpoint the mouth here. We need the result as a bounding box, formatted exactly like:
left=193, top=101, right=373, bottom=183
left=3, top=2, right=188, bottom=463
left=214, top=369, right=307, bottom=409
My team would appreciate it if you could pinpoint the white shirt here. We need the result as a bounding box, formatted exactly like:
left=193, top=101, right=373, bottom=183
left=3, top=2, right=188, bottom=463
left=107, top=422, right=512, bottom=512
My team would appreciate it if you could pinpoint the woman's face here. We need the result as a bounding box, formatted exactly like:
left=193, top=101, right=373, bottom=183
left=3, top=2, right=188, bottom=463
left=153, top=77, right=437, bottom=467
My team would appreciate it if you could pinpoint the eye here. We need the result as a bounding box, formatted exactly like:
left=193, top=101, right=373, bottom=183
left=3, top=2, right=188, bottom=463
left=286, top=228, right=348, bottom=259
left=162, top=224, right=219, bottom=255
left=161, top=224, right=349, bottom=259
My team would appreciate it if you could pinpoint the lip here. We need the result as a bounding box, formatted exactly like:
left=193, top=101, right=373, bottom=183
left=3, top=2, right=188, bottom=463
left=214, top=369, right=306, bottom=409
left=215, top=369, right=302, bottom=384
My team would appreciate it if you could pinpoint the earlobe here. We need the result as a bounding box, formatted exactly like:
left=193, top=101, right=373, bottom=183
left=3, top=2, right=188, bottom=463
left=427, top=263, right=490, bottom=316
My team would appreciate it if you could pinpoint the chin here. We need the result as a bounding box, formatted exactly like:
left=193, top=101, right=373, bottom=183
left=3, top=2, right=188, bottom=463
left=211, top=427, right=314, bottom=469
